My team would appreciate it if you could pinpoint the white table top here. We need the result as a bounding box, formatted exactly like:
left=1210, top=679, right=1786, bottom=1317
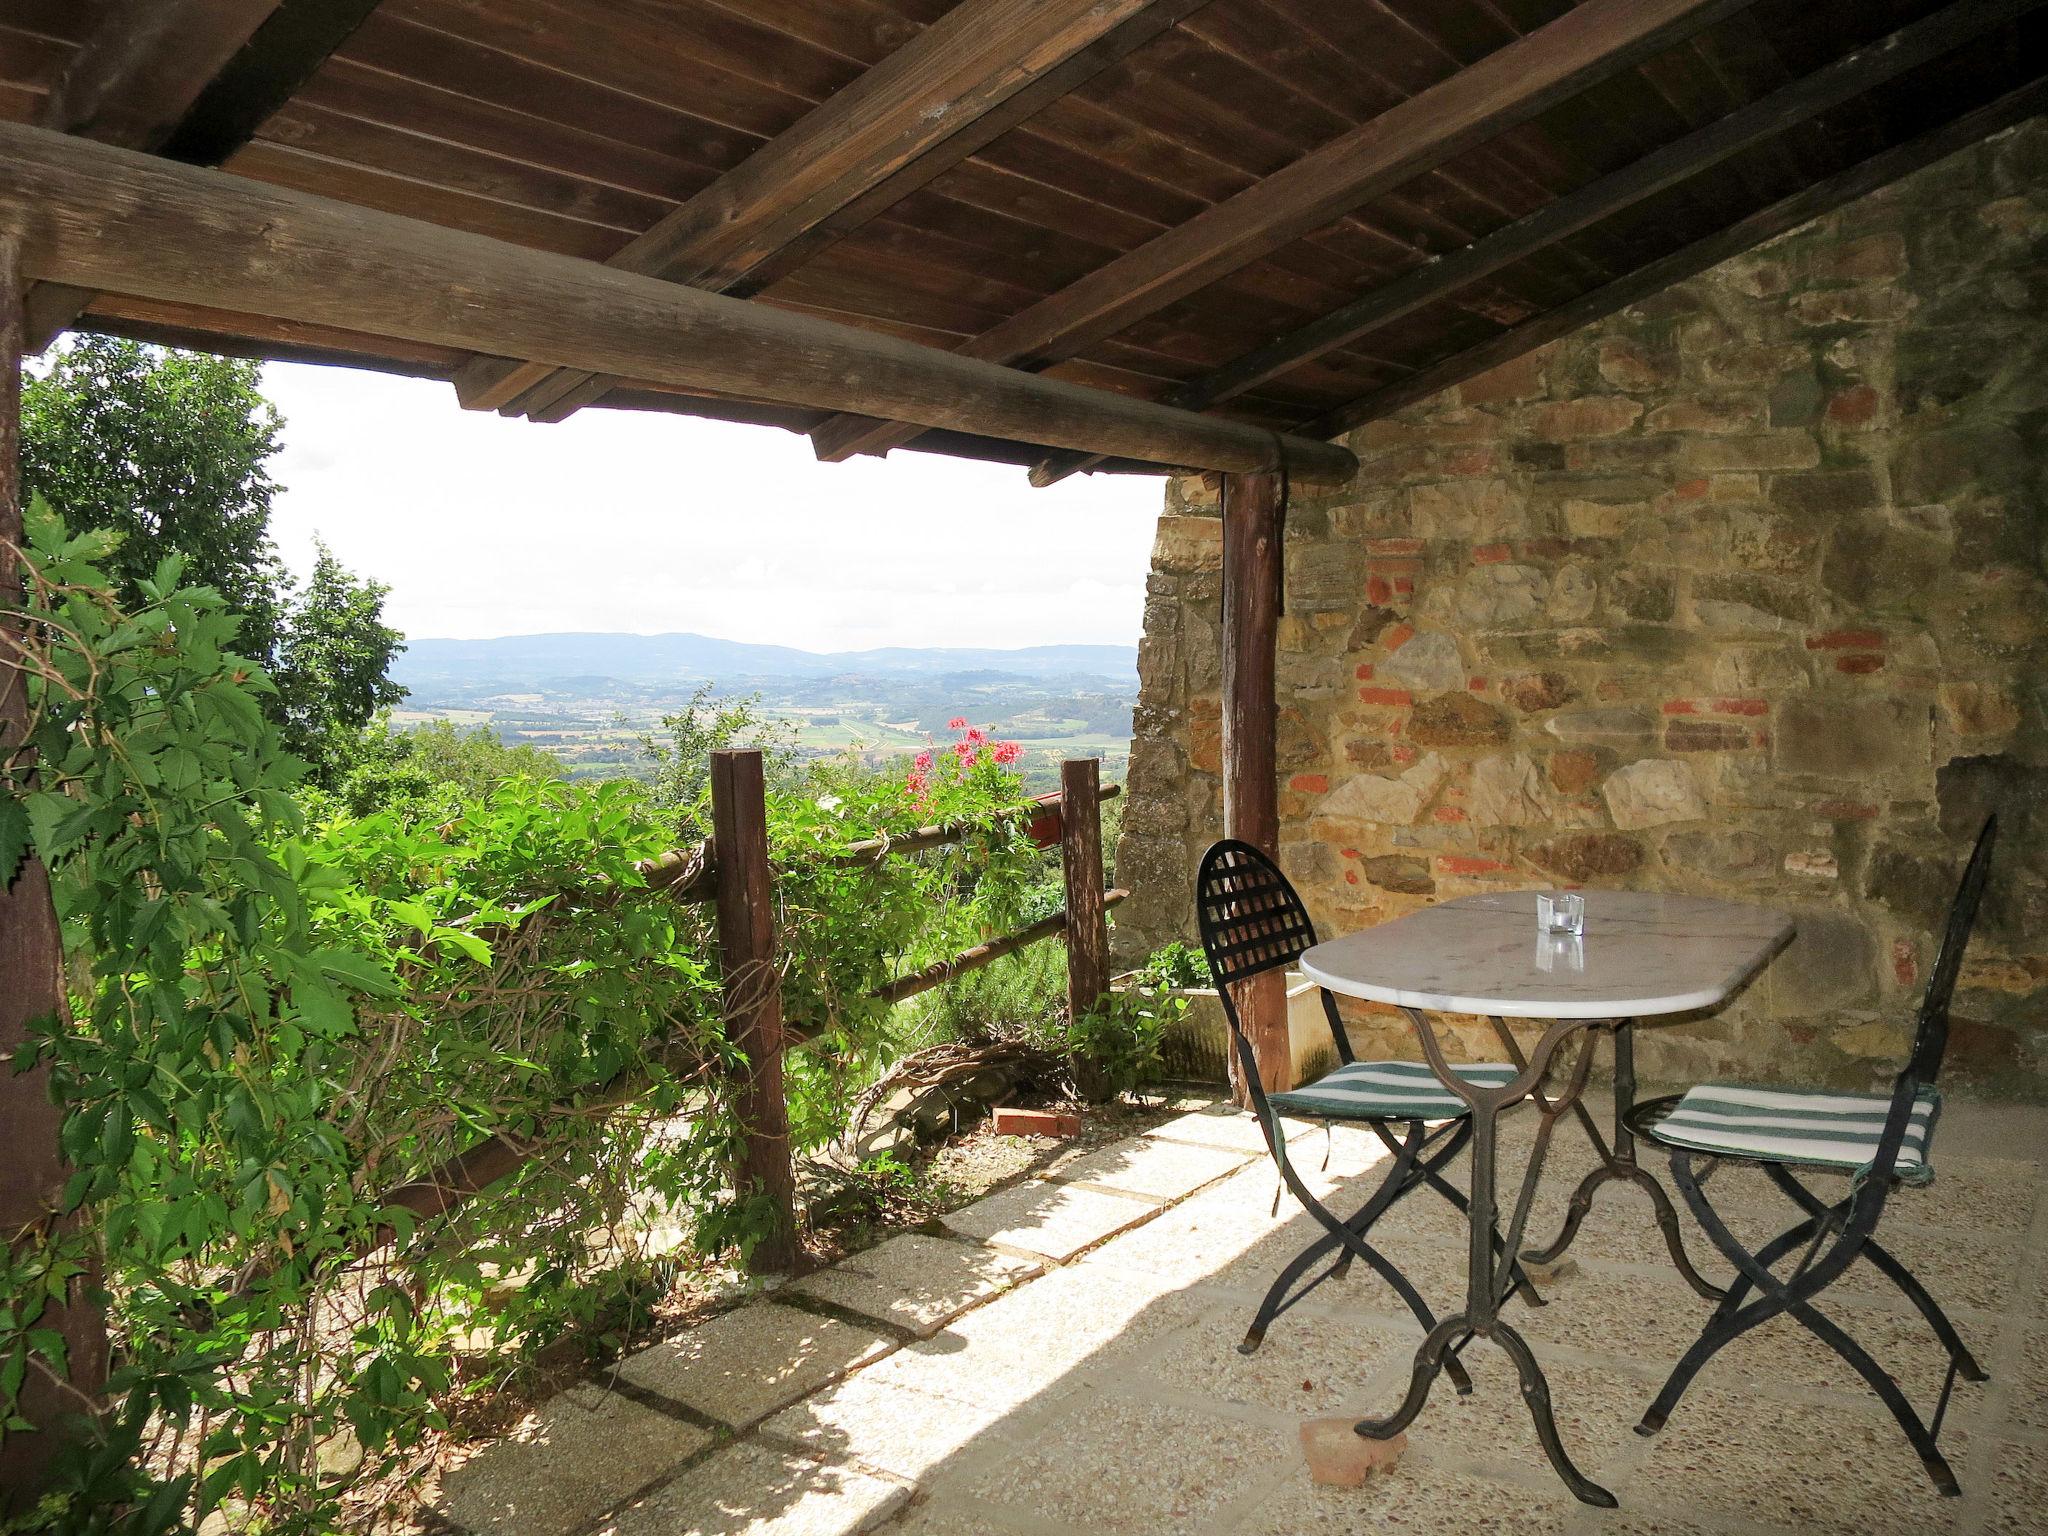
left=1298, top=889, right=1794, bottom=1019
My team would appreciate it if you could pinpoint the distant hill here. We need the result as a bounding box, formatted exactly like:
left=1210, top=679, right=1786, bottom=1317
left=391, top=631, right=1138, bottom=694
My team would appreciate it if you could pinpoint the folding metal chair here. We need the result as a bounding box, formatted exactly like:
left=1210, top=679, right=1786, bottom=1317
left=1627, top=816, right=1998, bottom=1496
left=1194, top=839, right=1541, bottom=1375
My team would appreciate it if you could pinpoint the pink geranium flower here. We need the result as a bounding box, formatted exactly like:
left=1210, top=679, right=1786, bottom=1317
left=992, top=739, right=1022, bottom=766
left=963, top=726, right=987, bottom=748
left=947, top=716, right=967, bottom=729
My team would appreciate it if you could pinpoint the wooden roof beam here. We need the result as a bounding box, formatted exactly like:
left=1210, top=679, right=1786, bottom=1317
left=1029, top=0, right=2042, bottom=487
left=807, top=0, right=1764, bottom=466
left=452, top=0, right=1198, bottom=418
left=25, top=0, right=385, bottom=352
left=1309, top=76, right=2048, bottom=441
left=0, top=122, right=1356, bottom=483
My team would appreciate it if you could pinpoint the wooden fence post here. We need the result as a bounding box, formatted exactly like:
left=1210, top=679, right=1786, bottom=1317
left=0, top=235, right=110, bottom=1508
left=709, top=748, right=797, bottom=1273
left=1060, top=757, right=1109, bottom=1027
left=1221, top=469, right=1292, bottom=1104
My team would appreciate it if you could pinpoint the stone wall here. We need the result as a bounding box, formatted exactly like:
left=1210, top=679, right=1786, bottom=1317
left=1114, top=121, right=2048, bottom=1094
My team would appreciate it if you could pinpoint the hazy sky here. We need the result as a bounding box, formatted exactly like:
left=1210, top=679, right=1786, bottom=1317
left=261, top=362, right=1166, bottom=652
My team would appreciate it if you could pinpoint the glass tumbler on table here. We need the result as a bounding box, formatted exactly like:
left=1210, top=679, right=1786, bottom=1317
left=1537, top=891, right=1585, bottom=936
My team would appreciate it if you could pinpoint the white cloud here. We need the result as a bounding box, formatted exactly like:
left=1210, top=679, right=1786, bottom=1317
left=262, top=362, right=1165, bottom=652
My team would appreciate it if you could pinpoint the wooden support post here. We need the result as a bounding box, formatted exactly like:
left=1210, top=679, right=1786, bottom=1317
left=1221, top=471, right=1291, bottom=1103
left=1060, top=757, right=1110, bottom=1029
left=709, top=749, right=797, bottom=1273
left=0, top=236, right=109, bottom=1508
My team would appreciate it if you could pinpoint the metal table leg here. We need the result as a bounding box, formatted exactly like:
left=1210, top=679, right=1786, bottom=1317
left=1521, top=1021, right=1725, bottom=1301
left=1354, top=1009, right=1617, bottom=1509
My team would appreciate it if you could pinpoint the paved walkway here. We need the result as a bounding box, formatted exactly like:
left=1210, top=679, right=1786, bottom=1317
left=438, top=1096, right=2048, bottom=1536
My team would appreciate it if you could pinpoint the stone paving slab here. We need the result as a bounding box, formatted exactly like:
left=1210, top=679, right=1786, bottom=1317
left=788, top=1233, right=1040, bottom=1339
left=760, top=1373, right=1015, bottom=1483
left=938, top=1179, right=1158, bottom=1261
left=619, top=1301, right=893, bottom=1428
left=1040, top=1134, right=1255, bottom=1202
left=603, top=1439, right=910, bottom=1536
left=1142, top=1105, right=1311, bottom=1154
left=438, top=1383, right=709, bottom=1536
left=444, top=1097, right=2048, bottom=1536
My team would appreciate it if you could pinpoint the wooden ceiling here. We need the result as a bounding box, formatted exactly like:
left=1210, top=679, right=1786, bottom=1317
left=3, top=0, right=2043, bottom=477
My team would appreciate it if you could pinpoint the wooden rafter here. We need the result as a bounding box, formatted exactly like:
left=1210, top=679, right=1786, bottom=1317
left=452, top=0, right=1198, bottom=418
left=0, top=122, right=1356, bottom=481
left=806, top=0, right=1764, bottom=465
left=25, top=0, right=384, bottom=352
left=1029, top=0, right=2042, bottom=487
left=1309, top=75, right=2048, bottom=441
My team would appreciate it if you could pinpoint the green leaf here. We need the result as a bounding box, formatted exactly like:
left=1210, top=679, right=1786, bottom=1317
left=312, top=947, right=401, bottom=998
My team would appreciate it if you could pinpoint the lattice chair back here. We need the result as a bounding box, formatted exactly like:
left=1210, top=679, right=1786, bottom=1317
left=1196, top=838, right=1318, bottom=988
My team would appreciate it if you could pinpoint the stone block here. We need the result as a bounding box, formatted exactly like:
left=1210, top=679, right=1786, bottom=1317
left=1312, top=754, right=1449, bottom=827
left=1151, top=515, right=1221, bottom=573
left=1938, top=681, right=2020, bottom=739
left=1466, top=754, right=1553, bottom=827
left=1664, top=828, right=1777, bottom=882
left=1691, top=572, right=1811, bottom=634
left=1378, top=630, right=1463, bottom=691
left=1548, top=563, right=1597, bottom=622
left=1769, top=909, right=1879, bottom=1015
left=1455, top=563, right=1546, bottom=626
left=1362, top=854, right=1434, bottom=895
left=1300, top=1419, right=1407, bottom=1487
left=1774, top=696, right=1930, bottom=779
left=1504, top=671, right=1577, bottom=713
left=1608, top=568, right=1675, bottom=621
left=1531, top=396, right=1643, bottom=438
left=1407, top=694, right=1510, bottom=749
left=1602, top=759, right=1707, bottom=829
left=1545, top=706, right=1655, bottom=745
left=1547, top=749, right=1603, bottom=796
left=1408, top=478, right=1513, bottom=539
left=1526, top=832, right=1645, bottom=882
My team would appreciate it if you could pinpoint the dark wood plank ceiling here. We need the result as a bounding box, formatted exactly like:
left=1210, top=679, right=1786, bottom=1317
left=4, top=0, right=2042, bottom=474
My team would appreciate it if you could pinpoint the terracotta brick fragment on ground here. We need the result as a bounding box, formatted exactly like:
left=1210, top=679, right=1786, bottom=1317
left=991, top=1106, right=1079, bottom=1138
left=1300, top=1419, right=1407, bottom=1487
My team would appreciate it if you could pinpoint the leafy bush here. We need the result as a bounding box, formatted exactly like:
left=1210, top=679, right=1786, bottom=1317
left=0, top=522, right=1054, bottom=1532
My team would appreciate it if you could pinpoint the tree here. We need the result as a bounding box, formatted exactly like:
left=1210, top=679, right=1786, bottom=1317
left=22, top=335, right=286, bottom=657
left=271, top=540, right=407, bottom=780
left=22, top=338, right=408, bottom=786
left=326, top=718, right=564, bottom=816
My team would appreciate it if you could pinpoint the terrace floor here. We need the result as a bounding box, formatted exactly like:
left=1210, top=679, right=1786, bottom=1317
left=436, top=1094, right=2048, bottom=1536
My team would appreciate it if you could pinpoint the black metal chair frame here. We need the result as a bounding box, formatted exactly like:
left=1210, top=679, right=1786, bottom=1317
left=1193, top=840, right=1543, bottom=1399
left=1626, top=816, right=1999, bottom=1497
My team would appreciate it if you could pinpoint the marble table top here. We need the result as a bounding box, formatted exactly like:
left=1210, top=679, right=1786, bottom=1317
left=1298, top=889, right=1795, bottom=1019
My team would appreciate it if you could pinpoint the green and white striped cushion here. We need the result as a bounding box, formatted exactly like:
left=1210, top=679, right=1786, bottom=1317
left=1270, top=1060, right=1517, bottom=1121
left=1650, top=1084, right=1940, bottom=1185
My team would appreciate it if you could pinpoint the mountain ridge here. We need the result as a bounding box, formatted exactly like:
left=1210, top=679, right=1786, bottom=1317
left=391, top=631, right=1138, bottom=691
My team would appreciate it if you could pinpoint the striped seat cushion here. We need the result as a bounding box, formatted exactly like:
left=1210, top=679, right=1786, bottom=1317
left=1270, top=1060, right=1517, bottom=1121
left=1648, top=1084, right=1940, bottom=1185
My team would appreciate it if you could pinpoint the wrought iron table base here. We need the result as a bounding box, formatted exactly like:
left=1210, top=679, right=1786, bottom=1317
left=1520, top=1021, right=1726, bottom=1302
left=1353, top=1009, right=1618, bottom=1509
